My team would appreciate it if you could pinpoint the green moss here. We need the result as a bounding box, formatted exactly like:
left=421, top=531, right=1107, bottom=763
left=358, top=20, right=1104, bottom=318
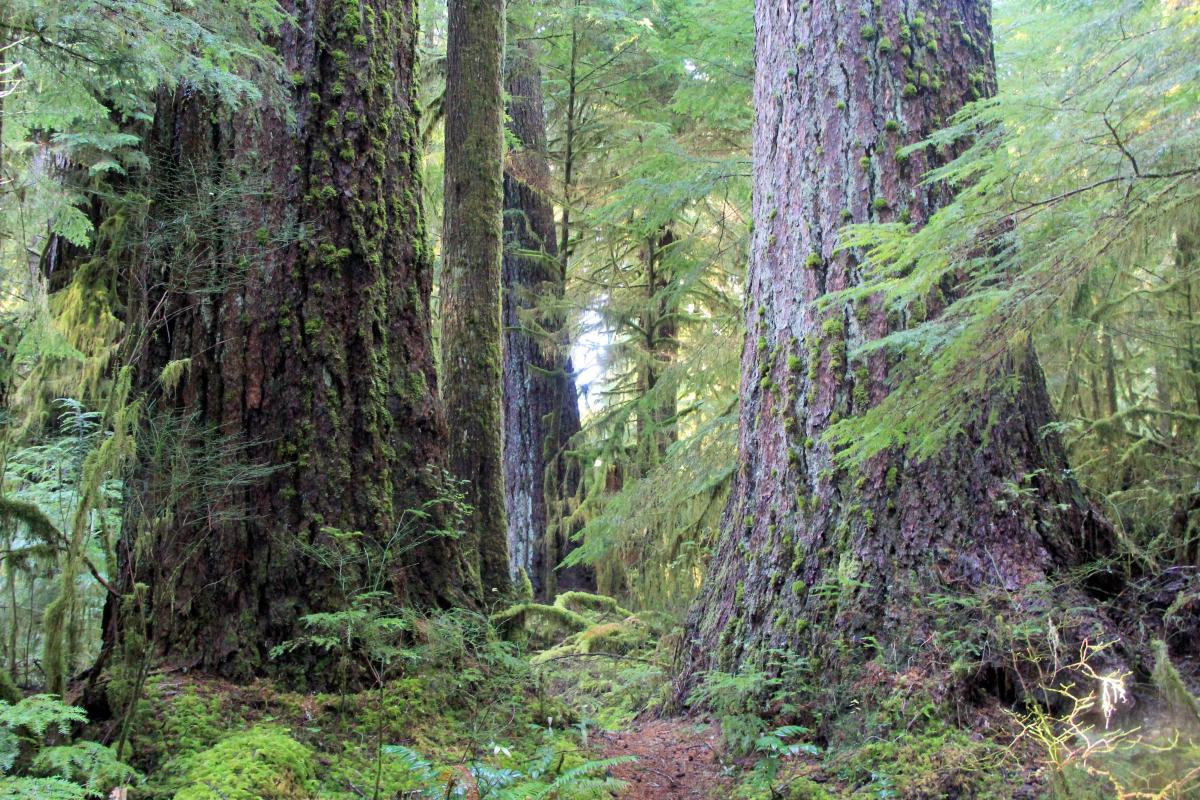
left=829, top=340, right=846, bottom=371
left=554, top=591, right=633, bottom=619
left=855, top=300, right=870, bottom=325
left=1152, top=639, right=1200, bottom=728
left=858, top=156, right=871, bottom=170
left=903, top=82, right=918, bottom=98
left=829, top=722, right=1004, bottom=799
left=878, top=36, right=893, bottom=53
left=885, top=118, right=901, bottom=132
left=490, top=602, right=590, bottom=646
left=0, top=668, right=17, bottom=705
left=578, top=621, right=649, bottom=655
left=860, top=23, right=877, bottom=39
left=805, top=252, right=823, bottom=270
left=872, top=197, right=891, bottom=212
left=821, top=317, right=844, bottom=338
left=172, top=726, right=316, bottom=800
left=853, top=365, right=870, bottom=407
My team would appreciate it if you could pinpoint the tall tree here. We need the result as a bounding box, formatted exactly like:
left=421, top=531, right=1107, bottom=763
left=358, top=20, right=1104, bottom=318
left=501, top=33, right=589, bottom=597
left=103, top=0, right=477, bottom=683
left=679, top=0, right=1119, bottom=701
left=634, top=227, right=679, bottom=468
left=537, top=0, right=753, bottom=611
left=441, top=0, right=510, bottom=595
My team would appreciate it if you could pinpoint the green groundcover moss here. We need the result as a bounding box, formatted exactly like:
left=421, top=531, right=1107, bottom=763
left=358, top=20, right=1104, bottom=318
left=172, top=726, right=317, bottom=800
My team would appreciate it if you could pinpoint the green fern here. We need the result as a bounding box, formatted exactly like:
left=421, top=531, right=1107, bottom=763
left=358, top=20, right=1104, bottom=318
left=0, top=697, right=138, bottom=799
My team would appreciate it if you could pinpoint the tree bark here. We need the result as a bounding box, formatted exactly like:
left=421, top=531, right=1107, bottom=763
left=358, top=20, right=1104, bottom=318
left=678, top=0, right=1118, bottom=704
left=441, top=0, right=511, bottom=596
left=635, top=228, right=679, bottom=468
left=501, top=35, right=590, bottom=598
left=105, top=0, right=477, bottom=684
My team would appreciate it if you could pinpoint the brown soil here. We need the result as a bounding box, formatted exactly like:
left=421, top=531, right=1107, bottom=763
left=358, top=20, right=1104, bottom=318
left=598, top=718, right=733, bottom=800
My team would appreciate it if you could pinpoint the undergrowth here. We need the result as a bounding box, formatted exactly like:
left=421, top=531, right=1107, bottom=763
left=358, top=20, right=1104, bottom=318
left=114, top=601, right=636, bottom=800
left=19, top=589, right=1198, bottom=800
left=35, top=591, right=660, bottom=799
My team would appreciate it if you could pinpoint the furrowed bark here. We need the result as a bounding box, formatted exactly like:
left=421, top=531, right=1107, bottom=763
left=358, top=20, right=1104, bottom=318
left=103, top=0, right=477, bottom=685
left=678, top=0, right=1119, bottom=706
left=501, top=35, right=591, bottom=598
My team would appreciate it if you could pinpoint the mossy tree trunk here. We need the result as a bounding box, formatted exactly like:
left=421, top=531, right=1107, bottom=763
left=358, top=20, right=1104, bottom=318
left=442, top=0, right=511, bottom=596
left=678, top=0, right=1119, bottom=704
left=501, top=34, right=591, bottom=598
left=103, top=0, right=479, bottom=684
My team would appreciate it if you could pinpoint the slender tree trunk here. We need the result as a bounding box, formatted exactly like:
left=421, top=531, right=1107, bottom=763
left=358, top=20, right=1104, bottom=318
left=501, top=35, right=590, bottom=597
left=558, top=2, right=579, bottom=270
left=102, top=0, right=477, bottom=685
left=441, top=0, right=511, bottom=596
left=679, top=0, right=1118, bottom=705
left=636, top=228, right=678, bottom=468
left=1179, top=231, right=1200, bottom=416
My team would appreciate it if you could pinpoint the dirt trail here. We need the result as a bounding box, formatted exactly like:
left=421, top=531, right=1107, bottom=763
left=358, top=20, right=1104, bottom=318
left=598, top=718, right=732, bottom=800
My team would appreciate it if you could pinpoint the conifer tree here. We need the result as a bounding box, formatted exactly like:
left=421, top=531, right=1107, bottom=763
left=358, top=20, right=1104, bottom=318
left=501, top=31, right=590, bottom=596
left=104, top=0, right=477, bottom=682
left=441, top=0, right=511, bottom=595
left=679, top=0, right=1121, bottom=701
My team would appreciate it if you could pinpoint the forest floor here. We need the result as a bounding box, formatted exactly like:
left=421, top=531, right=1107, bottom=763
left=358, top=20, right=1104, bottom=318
left=94, top=592, right=1200, bottom=799
left=598, top=718, right=732, bottom=800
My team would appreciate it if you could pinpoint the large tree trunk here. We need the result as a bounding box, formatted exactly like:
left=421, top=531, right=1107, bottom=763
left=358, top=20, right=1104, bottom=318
left=104, top=0, right=477, bottom=684
left=501, top=36, right=590, bottom=598
left=441, top=0, right=511, bottom=596
left=679, top=0, right=1117, bottom=705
